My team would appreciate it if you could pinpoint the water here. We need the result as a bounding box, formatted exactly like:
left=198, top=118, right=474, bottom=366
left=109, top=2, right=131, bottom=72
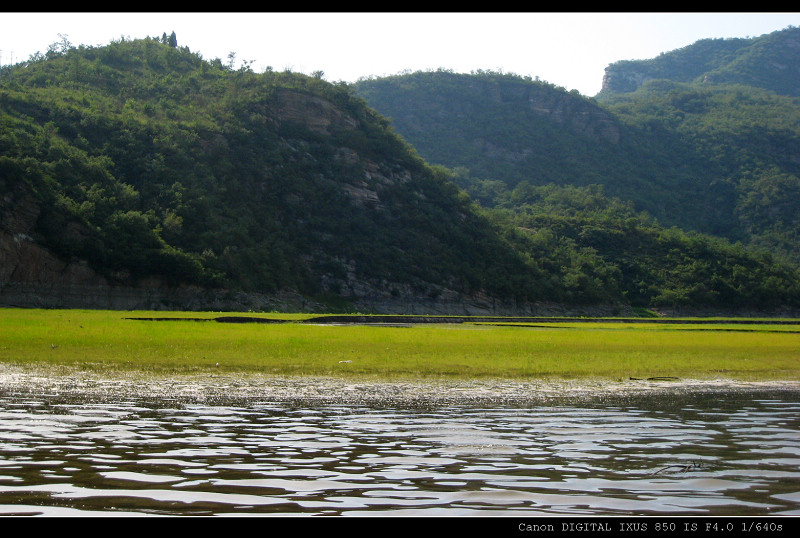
left=1, top=387, right=799, bottom=516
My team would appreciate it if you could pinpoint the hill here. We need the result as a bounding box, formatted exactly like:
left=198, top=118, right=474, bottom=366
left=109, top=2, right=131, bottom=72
left=350, top=28, right=800, bottom=313
left=0, top=36, right=549, bottom=313
left=353, top=28, right=800, bottom=251
left=352, top=27, right=800, bottom=268
left=352, top=69, right=738, bottom=238
left=2, top=35, right=799, bottom=314
left=598, top=26, right=800, bottom=98
left=595, top=27, right=800, bottom=265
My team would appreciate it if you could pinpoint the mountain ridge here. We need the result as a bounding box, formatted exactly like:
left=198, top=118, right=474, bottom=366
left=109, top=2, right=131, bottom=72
left=2, top=33, right=800, bottom=314
left=599, top=25, right=800, bottom=97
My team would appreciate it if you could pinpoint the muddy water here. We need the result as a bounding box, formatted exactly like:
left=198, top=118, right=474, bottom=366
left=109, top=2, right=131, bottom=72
left=1, top=382, right=799, bottom=517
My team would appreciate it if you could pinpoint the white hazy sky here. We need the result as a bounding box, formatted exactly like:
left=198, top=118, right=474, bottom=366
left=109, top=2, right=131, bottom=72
left=2, top=12, right=800, bottom=96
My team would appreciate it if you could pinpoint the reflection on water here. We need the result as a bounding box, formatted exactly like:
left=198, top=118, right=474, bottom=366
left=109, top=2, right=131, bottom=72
left=0, top=389, right=799, bottom=516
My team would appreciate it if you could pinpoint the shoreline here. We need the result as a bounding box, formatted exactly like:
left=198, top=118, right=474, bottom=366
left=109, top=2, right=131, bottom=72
left=2, top=363, right=798, bottom=406
left=130, top=314, right=800, bottom=325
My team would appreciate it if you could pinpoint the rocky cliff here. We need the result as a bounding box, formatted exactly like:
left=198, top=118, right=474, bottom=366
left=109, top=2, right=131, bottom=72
left=0, top=182, right=199, bottom=310
left=463, top=76, right=620, bottom=144
left=352, top=71, right=626, bottom=196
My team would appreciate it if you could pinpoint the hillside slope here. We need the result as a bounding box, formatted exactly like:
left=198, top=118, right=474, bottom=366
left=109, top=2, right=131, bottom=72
left=597, top=26, right=800, bottom=264
left=0, top=37, right=548, bottom=313
left=599, top=26, right=800, bottom=98
left=2, top=36, right=799, bottom=314
left=352, top=70, right=738, bottom=237
left=353, top=29, right=800, bottom=264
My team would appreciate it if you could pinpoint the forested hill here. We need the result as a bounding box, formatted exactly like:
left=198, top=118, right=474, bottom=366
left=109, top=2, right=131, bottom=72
left=2, top=35, right=800, bottom=314
left=352, top=69, right=735, bottom=237
left=596, top=26, right=800, bottom=265
left=0, top=36, right=544, bottom=313
left=352, top=25, right=800, bottom=256
left=599, top=26, right=800, bottom=97
left=351, top=27, right=800, bottom=309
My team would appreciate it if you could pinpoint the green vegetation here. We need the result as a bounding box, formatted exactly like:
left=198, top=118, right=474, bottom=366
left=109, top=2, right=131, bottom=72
left=3, top=29, right=800, bottom=313
left=351, top=28, right=800, bottom=311
left=2, top=309, right=798, bottom=381
left=597, top=26, right=800, bottom=97
left=353, top=65, right=800, bottom=266
left=0, top=36, right=543, bottom=305
left=603, top=82, right=800, bottom=264
left=467, top=180, right=800, bottom=309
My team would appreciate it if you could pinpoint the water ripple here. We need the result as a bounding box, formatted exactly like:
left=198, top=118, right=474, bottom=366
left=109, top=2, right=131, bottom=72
left=0, top=388, right=798, bottom=515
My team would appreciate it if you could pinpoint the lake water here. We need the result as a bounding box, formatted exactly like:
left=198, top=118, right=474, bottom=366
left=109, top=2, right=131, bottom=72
left=1, top=384, right=799, bottom=517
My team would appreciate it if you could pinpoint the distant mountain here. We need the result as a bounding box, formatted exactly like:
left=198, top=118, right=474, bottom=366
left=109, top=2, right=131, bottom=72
left=597, top=27, right=800, bottom=265
left=352, top=69, right=739, bottom=238
left=2, top=35, right=799, bottom=314
left=354, top=70, right=624, bottom=189
left=353, top=27, right=800, bottom=265
left=599, top=26, right=800, bottom=98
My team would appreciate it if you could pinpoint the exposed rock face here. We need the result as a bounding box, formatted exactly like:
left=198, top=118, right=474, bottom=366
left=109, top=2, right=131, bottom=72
left=601, top=67, right=654, bottom=95
left=1, top=194, right=628, bottom=314
left=1, top=186, right=161, bottom=309
left=273, top=89, right=359, bottom=134
left=1, top=185, right=213, bottom=310
left=521, top=83, right=620, bottom=144
left=457, top=77, right=621, bottom=144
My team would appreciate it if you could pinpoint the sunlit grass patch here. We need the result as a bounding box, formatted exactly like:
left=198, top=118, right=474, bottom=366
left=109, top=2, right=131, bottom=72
left=1, top=308, right=798, bottom=381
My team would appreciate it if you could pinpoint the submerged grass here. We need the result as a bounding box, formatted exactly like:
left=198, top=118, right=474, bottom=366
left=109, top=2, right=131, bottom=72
left=1, top=308, right=798, bottom=381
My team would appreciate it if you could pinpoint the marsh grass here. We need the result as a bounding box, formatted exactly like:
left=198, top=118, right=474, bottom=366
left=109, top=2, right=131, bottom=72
left=1, top=308, right=798, bottom=381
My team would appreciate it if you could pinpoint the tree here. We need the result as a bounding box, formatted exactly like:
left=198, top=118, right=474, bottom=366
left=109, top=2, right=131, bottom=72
left=46, top=33, right=72, bottom=58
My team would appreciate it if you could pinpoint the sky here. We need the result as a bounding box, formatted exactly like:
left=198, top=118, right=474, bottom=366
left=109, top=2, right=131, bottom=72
left=3, top=12, right=800, bottom=96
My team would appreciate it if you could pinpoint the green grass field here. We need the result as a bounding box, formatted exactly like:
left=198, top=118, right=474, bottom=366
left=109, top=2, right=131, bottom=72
left=1, top=308, right=799, bottom=381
